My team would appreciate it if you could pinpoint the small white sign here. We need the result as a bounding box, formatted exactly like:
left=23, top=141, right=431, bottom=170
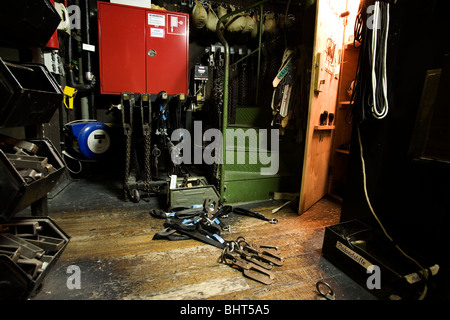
left=82, top=43, right=96, bottom=52
left=150, top=28, right=165, bottom=38
left=336, top=241, right=374, bottom=269
left=148, top=13, right=165, bottom=26
left=169, top=175, right=177, bottom=190
left=167, top=14, right=186, bottom=35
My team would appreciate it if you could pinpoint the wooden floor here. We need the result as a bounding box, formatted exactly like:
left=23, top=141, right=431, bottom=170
left=28, top=177, right=376, bottom=301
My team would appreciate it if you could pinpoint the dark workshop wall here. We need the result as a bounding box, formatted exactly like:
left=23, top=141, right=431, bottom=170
left=340, top=0, right=450, bottom=299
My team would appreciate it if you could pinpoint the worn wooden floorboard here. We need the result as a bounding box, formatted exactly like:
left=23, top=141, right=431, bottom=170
left=31, top=196, right=376, bottom=300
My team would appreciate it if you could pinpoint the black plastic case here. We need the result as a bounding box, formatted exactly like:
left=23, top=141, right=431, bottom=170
left=321, top=219, right=436, bottom=300
left=0, top=59, right=64, bottom=128
left=0, top=137, right=69, bottom=299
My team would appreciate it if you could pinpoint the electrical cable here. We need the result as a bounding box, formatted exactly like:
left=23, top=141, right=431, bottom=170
left=351, top=0, right=433, bottom=300
left=352, top=0, right=390, bottom=122
left=356, top=125, right=429, bottom=300
left=369, top=1, right=389, bottom=119
left=61, top=150, right=83, bottom=175
left=61, top=119, right=101, bottom=174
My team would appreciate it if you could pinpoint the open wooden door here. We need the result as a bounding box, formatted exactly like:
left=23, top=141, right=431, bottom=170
left=298, top=0, right=348, bottom=214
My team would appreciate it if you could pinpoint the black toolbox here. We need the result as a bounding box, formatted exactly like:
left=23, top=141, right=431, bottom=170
left=321, top=219, right=438, bottom=300
left=0, top=136, right=69, bottom=299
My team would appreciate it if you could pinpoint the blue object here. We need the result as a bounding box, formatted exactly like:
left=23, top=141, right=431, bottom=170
left=68, top=122, right=111, bottom=160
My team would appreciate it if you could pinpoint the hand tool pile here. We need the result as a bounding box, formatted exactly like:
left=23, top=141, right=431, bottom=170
left=151, top=197, right=284, bottom=285
left=218, top=236, right=283, bottom=285
left=152, top=198, right=232, bottom=249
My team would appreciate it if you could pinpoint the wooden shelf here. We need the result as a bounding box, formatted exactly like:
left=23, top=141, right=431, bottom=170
left=314, top=125, right=335, bottom=131
left=335, top=148, right=350, bottom=155
left=339, top=101, right=353, bottom=108
left=344, top=40, right=361, bottom=50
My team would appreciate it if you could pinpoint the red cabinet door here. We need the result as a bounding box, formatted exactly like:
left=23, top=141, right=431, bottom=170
left=97, top=3, right=189, bottom=95
left=145, top=10, right=189, bottom=95
left=98, top=2, right=146, bottom=95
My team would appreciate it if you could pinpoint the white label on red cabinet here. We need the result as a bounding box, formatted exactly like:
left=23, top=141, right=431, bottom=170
left=167, top=14, right=186, bottom=35
left=148, top=13, right=165, bottom=26
left=82, top=43, right=96, bottom=52
left=150, top=28, right=165, bottom=38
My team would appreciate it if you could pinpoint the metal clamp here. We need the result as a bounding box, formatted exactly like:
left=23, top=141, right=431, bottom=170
left=204, top=197, right=219, bottom=218
left=219, top=243, right=275, bottom=285
left=236, top=236, right=283, bottom=267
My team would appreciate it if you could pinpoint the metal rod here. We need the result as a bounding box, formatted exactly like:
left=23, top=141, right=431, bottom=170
left=256, top=3, right=264, bottom=105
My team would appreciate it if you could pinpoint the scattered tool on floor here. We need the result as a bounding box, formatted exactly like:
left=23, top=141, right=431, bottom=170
left=218, top=236, right=284, bottom=285
left=152, top=197, right=231, bottom=249
left=271, top=192, right=299, bottom=214
left=236, top=236, right=283, bottom=267
left=151, top=197, right=283, bottom=284
left=219, top=243, right=275, bottom=285
left=233, top=207, right=278, bottom=224
left=315, top=281, right=336, bottom=300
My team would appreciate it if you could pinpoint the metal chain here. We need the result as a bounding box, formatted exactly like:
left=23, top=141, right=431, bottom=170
left=123, top=125, right=132, bottom=201
left=122, top=94, right=133, bottom=201
left=239, top=60, right=248, bottom=107
left=228, top=66, right=238, bottom=124
left=211, top=56, right=224, bottom=189
left=143, top=133, right=151, bottom=193
left=131, top=139, right=141, bottom=183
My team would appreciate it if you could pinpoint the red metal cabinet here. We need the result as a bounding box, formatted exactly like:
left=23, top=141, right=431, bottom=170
left=97, top=2, right=189, bottom=95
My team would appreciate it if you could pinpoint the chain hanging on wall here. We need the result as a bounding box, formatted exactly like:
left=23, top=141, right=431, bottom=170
left=238, top=56, right=248, bottom=107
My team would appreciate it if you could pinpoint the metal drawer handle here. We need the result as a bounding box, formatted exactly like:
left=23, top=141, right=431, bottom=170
left=148, top=49, right=156, bottom=57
